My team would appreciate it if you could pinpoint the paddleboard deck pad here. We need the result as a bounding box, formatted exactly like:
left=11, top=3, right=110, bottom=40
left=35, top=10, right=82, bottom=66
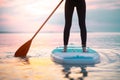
left=51, top=45, right=100, bottom=65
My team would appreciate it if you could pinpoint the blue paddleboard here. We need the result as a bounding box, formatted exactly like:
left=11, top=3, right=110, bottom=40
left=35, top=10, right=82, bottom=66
left=51, top=45, right=100, bottom=65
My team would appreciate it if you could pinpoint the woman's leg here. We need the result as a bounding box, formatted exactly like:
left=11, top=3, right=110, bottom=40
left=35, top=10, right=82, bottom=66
left=76, top=0, right=87, bottom=52
left=63, top=0, right=74, bottom=51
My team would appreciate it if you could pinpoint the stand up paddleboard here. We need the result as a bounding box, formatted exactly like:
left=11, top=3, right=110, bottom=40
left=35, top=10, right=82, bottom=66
left=51, top=45, right=100, bottom=65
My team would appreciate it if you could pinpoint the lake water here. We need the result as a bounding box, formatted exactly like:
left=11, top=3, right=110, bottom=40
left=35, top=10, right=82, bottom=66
left=0, top=32, right=120, bottom=80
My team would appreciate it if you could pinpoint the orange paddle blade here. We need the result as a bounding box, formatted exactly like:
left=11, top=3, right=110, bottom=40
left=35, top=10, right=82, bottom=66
left=14, top=39, right=32, bottom=57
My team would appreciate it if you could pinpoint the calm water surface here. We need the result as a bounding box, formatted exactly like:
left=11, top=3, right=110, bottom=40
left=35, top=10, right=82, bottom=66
left=0, top=32, right=120, bottom=80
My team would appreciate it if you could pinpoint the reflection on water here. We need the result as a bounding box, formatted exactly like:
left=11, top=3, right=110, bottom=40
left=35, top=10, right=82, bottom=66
left=0, top=32, right=120, bottom=80
left=19, top=57, right=30, bottom=64
left=61, top=64, right=88, bottom=80
left=18, top=57, right=89, bottom=80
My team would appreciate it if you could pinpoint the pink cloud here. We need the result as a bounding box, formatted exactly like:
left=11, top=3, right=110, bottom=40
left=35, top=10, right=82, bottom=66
left=86, top=0, right=120, bottom=10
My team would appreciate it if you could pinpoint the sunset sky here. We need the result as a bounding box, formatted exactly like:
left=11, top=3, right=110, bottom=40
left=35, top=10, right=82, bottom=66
left=0, top=0, right=120, bottom=33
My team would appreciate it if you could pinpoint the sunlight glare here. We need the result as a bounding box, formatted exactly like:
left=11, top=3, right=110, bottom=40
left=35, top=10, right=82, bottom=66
left=24, top=0, right=61, bottom=15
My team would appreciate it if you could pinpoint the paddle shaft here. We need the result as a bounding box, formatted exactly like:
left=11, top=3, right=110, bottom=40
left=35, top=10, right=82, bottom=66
left=14, top=0, right=63, bottom=57
left=31, top=0, right=63, bottom=40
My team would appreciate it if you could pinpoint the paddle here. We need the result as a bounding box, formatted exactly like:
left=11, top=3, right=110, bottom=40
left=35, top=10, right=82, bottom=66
left=14, top=0, right=63, bottom=57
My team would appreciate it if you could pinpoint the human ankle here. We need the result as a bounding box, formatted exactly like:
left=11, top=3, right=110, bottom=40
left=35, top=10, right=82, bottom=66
left=82, top=46, right=87, bottom=52
left=63, top=45, right=67, bottom=52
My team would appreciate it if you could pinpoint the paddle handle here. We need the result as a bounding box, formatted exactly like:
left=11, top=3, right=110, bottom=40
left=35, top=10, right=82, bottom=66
left=31, top=0, right=63, bottom=40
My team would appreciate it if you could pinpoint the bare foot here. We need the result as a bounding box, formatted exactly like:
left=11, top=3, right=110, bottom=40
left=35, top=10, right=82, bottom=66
left=63, top=45, right=67, bottom=52
left=82, top=47, right=87, bottom=52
